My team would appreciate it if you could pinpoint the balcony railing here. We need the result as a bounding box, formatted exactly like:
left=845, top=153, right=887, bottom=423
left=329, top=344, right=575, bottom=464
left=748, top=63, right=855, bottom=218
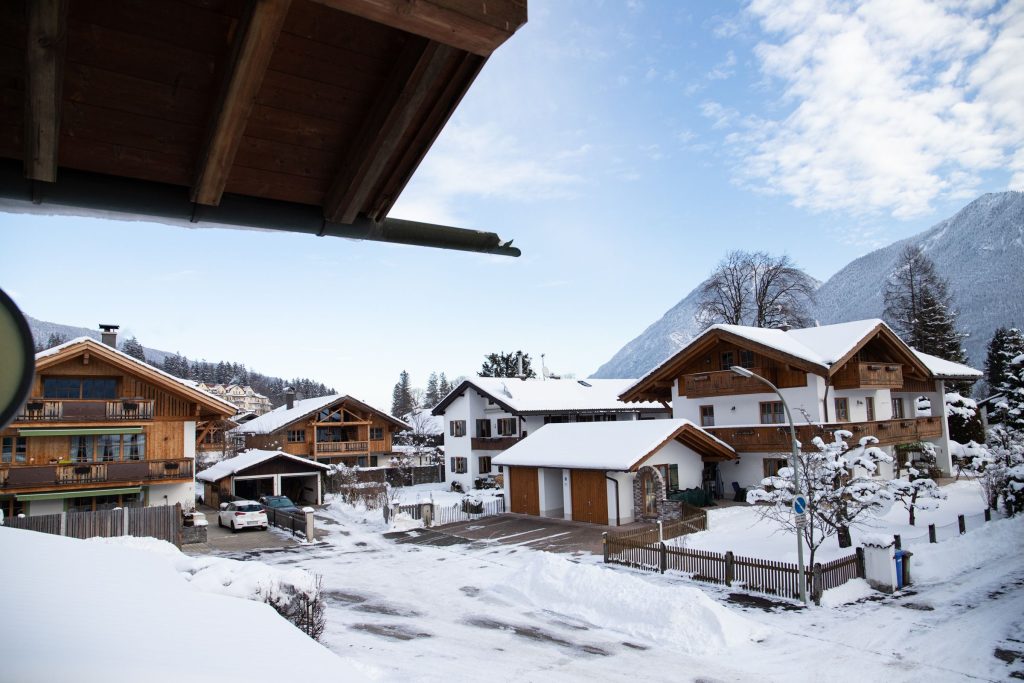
left=471, top=436, right=521, bottom=451
left=315, top=441, right=369, bottom=453
left=683, top=368, right=775, bottom=398
left=16, top=399, right=155, bottom=422
left=832, top=362, right=903, bottom=389
left=705, top=417, right=943, bottom=453
left=0, top=458, right=193, bottom=491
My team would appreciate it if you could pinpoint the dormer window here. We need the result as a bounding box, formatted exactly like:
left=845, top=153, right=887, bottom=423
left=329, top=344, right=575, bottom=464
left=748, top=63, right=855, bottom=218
left=739, top=350, right=755, bottom=368
left=720, top=351, right=735, bottom=369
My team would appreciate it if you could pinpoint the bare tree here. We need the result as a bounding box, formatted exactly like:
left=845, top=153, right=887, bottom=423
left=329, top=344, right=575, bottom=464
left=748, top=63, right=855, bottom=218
left=697, top=250, right=816, bottom=329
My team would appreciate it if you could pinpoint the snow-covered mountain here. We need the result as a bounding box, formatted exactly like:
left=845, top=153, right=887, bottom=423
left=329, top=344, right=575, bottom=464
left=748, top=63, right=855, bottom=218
left=592, top=191, right=1024, bottom=379
left=25, top=314, right=174, bottom=364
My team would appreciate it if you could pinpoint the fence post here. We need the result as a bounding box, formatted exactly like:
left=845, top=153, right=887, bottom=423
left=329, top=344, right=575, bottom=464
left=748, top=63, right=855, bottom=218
left=984, top=508, right=991, bottom=522
left=304, top=510, right=315, bottom=541
left=602, top=532, right=609, bottom=563
left=123, top=506, right=130, bottom=537
left=855, top=547, right=866, bottom=579
left=893, top=534, right=901, bottom=550
left=812, top=563, right=823, bottom=606
left=659, top=542, right=667, bottom=574
left=928, top=524, right=937, bottom=543
left=725, top=551, right=734, bottom=587
left=658, top=520, right=664, bottom=543
left=958, top=514, right=966, bottom=535
left=59, top=512, right=67, bottom=537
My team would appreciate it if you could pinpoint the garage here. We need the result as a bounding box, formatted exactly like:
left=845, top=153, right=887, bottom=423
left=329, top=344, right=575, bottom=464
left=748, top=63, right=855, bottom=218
left=570, top=469, right=608, bottom=525
left=508, top=466, right=539, bottom=515
left=198, top=450, right=330, bottom=507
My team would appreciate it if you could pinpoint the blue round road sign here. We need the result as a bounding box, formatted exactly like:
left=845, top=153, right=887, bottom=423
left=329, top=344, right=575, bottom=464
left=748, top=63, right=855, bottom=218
left=793, top=495, right=807, bottom=515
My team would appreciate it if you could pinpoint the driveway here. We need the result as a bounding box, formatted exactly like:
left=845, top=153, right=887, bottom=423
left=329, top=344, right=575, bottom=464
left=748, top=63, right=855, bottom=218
left=183, top=504, right=304, bottom=555
left=385, top=513, right=623, bottom=555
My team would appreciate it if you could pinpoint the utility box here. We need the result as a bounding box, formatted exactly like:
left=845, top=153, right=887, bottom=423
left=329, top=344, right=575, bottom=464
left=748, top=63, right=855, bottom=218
left=862, top=536, right=898, bottom=593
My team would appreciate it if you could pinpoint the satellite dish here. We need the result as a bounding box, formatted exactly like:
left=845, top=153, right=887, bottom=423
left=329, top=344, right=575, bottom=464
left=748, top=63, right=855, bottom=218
left=0, top=288, right=34, bottom=431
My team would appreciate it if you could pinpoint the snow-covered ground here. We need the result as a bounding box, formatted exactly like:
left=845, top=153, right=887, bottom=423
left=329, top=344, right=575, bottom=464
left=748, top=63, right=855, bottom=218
left=389, top=482, right=504, bottom=506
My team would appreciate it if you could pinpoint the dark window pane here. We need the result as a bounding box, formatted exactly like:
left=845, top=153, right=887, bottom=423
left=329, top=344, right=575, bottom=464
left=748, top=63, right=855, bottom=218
left=43, top=378, right=81, bottom=399
left=82, top=379, right=117, bottom=399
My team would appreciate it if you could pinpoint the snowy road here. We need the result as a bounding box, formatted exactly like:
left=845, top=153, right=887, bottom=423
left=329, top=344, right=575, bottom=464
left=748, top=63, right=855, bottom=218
left=234, top=502, right=1024, bottom=682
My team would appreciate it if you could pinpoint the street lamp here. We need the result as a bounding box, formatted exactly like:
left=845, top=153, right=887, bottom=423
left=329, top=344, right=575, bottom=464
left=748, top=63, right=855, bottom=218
left=730, top=366, right=809, bottom=605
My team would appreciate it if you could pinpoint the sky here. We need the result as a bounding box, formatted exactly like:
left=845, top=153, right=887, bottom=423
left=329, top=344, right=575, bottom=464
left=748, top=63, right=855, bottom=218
left=1, top=0, right=1022, bottom=409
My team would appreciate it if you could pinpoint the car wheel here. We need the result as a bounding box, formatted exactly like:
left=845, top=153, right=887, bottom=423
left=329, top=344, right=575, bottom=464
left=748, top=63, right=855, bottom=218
left=218, top=516, right=224, bottom=528
left=232, top=521, right=240, bottom=534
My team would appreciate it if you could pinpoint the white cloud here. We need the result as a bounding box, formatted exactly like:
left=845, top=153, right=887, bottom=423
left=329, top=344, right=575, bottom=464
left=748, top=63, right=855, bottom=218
left=706, top=50, right=737, bottom=80
left=710, top=0, right=1024, bottom=218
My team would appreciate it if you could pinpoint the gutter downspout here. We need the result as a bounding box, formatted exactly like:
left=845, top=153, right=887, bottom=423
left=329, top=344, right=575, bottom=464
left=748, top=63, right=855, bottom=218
left=605, top=474, right=620, bottom=526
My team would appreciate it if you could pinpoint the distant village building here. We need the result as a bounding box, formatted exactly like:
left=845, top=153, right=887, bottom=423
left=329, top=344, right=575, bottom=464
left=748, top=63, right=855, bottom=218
left=197, top=383, right=272, bottom=415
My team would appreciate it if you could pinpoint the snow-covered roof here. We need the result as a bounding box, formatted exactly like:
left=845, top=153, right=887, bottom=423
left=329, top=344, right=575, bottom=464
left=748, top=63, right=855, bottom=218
left=433, top=377, right=667, bottom=416
left=493, top=418, right=733, bottom=470
left=228, top=394, right=408, bottom=435
left=197, top=449, right=329, bottom=483
left=913, top=350, right=984, bottom=380
left=35, top=336, right=237, bottom=414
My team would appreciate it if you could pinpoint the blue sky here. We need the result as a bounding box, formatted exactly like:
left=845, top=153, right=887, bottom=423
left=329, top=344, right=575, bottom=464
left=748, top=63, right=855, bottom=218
left=2, top=0, right=1021, bottom=409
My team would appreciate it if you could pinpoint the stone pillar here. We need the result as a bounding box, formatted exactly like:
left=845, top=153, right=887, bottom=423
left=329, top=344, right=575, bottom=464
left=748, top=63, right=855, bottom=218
left=862, top=537, right=897, bottom=593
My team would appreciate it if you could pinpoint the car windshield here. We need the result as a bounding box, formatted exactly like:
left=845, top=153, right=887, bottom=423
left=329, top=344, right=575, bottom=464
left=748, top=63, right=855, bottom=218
left=237, top=504, right=263, bottom=512
left=265, top=497, right=294, bottom=507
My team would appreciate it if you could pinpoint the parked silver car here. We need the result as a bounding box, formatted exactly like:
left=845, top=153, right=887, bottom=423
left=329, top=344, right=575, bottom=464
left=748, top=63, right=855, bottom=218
left=218, top=500, right=268, bottom=533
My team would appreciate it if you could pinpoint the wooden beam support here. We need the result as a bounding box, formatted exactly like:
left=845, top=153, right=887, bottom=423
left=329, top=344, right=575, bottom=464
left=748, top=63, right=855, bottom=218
left=191, top=0, right=291, bottom=206
left=24, top=0, right=68, bottom=183
left=323, top=38, right=455, bottom=224
left=310, top=0, right=526, bottom=57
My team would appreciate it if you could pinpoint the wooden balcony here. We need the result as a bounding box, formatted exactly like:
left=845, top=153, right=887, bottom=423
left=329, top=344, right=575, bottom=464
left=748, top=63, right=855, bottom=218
left=471, top=436, right=521, bottom=451
left=705, top=417, right=944, bottom=453
left=683, top=368, right=774, bottom=398
left=0, top=458, right=193, bottom=493
left=16, top=399, right=155, bottom=422
left=315, top=441, right=369, bottom=454
left=832, top=362, right=903, bottom=389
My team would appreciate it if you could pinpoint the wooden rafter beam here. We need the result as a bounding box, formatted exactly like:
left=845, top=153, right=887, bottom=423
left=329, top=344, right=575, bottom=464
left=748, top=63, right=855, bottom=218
left=24, top=0, right=68, bottom=183
left=191, top=0, right=291, bottom=206
left=309, top=0, right=526, bottom=57
left=323, top=38, right=456, bottom=224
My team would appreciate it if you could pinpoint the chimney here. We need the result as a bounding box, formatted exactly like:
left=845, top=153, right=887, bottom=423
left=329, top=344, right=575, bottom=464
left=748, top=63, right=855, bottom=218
left=284, top=387, right=295, bottom=410
left=99, top=324, right=119, bottom=348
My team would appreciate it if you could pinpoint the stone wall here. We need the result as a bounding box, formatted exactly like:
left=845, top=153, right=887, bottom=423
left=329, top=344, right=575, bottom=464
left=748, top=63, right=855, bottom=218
left=183, top=524, right=207, bottom=545
left=632, top=466, right=682, bottom=522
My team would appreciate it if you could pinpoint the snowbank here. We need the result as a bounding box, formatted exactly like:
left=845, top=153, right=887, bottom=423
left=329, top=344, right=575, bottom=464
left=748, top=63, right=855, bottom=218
left=500, top=554, right=768, bottom=652
left=0, top=528, right=365, bottom=682
left=819, top=578, right=874, bottom=607
left=911, top=515, right=1024, bottom=584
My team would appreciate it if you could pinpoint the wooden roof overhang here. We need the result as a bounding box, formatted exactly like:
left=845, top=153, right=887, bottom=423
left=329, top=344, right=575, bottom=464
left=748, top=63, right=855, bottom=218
left=826, top=323, right=933, bottom=384
left=630, top=423, right=736, bottom=470
left=35, top=338, right=237, bottom=419
left=0, top=0, right=527, bottom=256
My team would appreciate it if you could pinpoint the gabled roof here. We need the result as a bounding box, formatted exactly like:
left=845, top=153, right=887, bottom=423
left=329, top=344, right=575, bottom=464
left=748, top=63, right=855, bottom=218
left=620, top=319, right=971, bottom=403
left=34, top=337, right=236, bottom=418
left=913, top=350, right=984, bottom=380
left=229, top=394, right=409, bottom=435
left=492, top=419, right=735, bottom=471
left=197, top=449, right=329, bottom=483
left=431, top=378, right=668, bottom=417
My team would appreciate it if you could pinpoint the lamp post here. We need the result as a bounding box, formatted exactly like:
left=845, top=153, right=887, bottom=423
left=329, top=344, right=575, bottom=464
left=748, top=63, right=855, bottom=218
left=730, top=365, right=809, bottom=605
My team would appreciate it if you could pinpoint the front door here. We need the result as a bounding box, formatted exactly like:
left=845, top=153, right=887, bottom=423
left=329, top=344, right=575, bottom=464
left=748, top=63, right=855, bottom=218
left=570, top=469, right=608, bottom=525
left=509, top=466, right=540, bottom=515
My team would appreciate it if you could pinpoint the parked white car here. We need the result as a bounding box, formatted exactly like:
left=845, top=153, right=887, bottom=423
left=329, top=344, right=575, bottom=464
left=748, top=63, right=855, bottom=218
left=218, top=500, right=268, bottom=533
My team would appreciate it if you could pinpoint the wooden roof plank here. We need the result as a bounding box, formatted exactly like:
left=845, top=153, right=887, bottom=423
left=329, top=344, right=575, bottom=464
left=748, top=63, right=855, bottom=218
left=191, top=0, right=292, bottom=206
left=24, top=0, right=68, bottom=183
left=311, top=0, right=526, bottom=57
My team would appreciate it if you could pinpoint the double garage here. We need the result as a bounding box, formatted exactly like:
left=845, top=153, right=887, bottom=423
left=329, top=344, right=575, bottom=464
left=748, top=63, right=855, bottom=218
left=198, top=449, right=329, bottom=507
left=508, top=466, right=609, bottom=525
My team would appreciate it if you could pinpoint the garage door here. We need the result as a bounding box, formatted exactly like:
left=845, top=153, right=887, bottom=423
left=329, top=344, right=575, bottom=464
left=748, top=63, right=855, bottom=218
left=508, top=466, right=540, bottom=516
left=570, top=469, right=608, bottom=525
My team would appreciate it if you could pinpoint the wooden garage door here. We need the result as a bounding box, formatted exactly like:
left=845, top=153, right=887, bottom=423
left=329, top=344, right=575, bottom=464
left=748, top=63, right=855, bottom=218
left=570, top=469, right=608, bottom=525
left=509, top=466, right=540, bottom=516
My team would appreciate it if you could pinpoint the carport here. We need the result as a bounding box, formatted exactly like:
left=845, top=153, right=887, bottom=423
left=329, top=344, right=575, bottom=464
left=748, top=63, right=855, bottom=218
left=197, top=450, right=329, bottom=507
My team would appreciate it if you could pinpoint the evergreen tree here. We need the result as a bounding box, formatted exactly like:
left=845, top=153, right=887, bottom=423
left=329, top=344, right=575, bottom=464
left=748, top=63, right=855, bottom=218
left=35, top=332, right=69, bottom=352
left=120, top=336, right=147, bottom=362
left=995, top=355, right=1024, bottom=432
left=985, top=327, right=1024, bottom=396
left=438, top=373, right=452, bottom=399
left=424, top=372, right=440, bottom=408
left=479, top=351, right=537, bottom=378
left=391, top=370, right=414, bottom=418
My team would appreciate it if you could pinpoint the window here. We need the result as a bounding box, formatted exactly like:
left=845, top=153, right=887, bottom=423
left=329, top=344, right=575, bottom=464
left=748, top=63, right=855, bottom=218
left=96, top=434, right=121, bottom=461
left=356, top=456, right=368, bottom=467
left=891, top=398, right=906, bottom=419
left=834, top=397, right=849, bottom=422
left=720, top=351, right=735, bottom=370
left=497, top=418, right=518, bottom=436
left=763, top=458, right=788, bottom=478
left=450, top=420, right=466, bottom=437
left=370, top=455, right=378, bottom=467
left=759, top=401, right=786, bottom=424
left=739, top=349, right=755, bottom=368
left=2, top=437, right=27, bottom=464
left=450, top=456, right=468, bottom=474
left=578, top=414, right=615, bottom=423
left=42, top=377, right=117, bottom=399
left=476, top=419, right=492, bottom=438
left=865, top=397, right=875, bottom=421
left=123, top=434, right=145, bottom=460
left=70, top=434, right=144, bottom=462
left=544, top=415, right=568, bottom=424
left=654, top=463, right=680, bottom=491
left=369, top=427, right=384, bottom=440
left=478, top=456, right=492, bottom=473
left=699, top=405, right=715, bottom=427
left=287, top=429, right=306, bottom=443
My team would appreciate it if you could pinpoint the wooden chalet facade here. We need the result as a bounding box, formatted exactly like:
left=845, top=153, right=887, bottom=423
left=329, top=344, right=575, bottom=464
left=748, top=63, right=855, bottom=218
left=620, top=320, right=982, bottom=490
left=1, top=335, right=236, bottom=518
left=229, top=394, right=408, bottom=467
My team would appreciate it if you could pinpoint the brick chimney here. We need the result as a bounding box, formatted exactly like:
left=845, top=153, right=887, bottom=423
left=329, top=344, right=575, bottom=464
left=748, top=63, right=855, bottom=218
left=284, top=387, right=295, bottom=410
left=99, top=324, right=119, bottom=348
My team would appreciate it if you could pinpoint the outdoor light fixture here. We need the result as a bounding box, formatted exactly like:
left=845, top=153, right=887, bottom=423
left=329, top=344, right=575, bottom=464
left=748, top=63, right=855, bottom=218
left=729, top=365, right=809, bottom=605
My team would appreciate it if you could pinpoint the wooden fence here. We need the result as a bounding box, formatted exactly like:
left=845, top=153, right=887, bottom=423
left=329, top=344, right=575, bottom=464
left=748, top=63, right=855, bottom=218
left=264, top=506, right=315, bottom=540
left=5, top=504, right=183, bottom=547
left=605, top=528, right=862, bottom=603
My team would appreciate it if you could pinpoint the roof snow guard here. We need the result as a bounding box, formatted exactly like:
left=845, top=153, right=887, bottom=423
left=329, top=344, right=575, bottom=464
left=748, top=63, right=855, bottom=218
left=0, top=0, right=527, bottom=256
